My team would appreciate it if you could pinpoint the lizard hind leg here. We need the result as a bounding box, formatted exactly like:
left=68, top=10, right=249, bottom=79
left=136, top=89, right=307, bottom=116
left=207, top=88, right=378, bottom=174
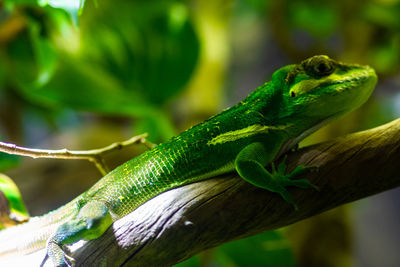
left=42, top=201, right=113, bottom=267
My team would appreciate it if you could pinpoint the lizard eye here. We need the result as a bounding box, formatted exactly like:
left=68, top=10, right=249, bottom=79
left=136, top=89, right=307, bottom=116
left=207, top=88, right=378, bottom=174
left=290, top=91, right=296, bottom=98
left=303, top=55, right=335, bottom=77
left=313, top=61, right=334, bottom=76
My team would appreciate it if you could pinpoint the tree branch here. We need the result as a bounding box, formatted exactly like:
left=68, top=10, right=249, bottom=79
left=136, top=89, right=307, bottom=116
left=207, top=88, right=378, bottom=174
left=5, top=119, right=400, bottom=266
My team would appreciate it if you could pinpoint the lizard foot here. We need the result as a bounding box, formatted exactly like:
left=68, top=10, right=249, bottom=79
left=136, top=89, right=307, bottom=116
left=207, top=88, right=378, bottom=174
left=269, top=156, right=319, bottom=209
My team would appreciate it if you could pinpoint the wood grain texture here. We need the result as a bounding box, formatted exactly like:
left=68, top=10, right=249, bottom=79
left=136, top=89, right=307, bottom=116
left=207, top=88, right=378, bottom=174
left=5, top=119, right=400, bottom=267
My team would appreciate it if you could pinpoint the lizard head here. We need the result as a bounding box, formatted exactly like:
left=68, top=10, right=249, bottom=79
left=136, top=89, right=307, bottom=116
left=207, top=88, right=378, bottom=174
left=274, top=55, right=377, bottom=121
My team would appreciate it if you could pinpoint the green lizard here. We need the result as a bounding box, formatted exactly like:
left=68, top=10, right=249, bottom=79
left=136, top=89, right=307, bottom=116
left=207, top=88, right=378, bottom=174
left=0, top=55, right=377, bottom=266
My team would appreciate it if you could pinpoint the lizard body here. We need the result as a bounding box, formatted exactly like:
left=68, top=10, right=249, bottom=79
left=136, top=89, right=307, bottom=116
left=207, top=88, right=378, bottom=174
left=0, top=56, right=377, bottom=266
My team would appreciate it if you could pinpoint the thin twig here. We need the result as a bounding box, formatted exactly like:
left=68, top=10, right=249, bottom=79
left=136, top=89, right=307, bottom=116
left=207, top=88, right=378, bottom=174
left=0, top=133, right=152, bottom=176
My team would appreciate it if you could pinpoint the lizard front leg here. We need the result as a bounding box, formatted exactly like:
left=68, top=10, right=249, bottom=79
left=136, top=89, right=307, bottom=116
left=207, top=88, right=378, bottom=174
left=41, top=201, right=113, bottom=267
left=235, top=142, right=316, bottom=210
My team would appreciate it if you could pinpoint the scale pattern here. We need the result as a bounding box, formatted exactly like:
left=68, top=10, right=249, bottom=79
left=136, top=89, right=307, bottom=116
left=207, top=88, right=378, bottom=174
left=87, top=112, right=254, bottom=218
left=0, top=56, right=377, bottom=259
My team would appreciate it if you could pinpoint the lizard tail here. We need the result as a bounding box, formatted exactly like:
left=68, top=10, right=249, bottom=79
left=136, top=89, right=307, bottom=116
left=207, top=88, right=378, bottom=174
left=0, top=201, right=76, bottom=257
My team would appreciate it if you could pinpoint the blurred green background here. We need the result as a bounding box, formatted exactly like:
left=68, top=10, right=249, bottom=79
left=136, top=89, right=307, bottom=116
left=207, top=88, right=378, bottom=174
left=1, top=0, right=400, bottom=266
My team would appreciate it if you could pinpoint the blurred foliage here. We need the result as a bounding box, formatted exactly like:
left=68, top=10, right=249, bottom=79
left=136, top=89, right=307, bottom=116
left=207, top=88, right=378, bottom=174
left=1, top=0, right=199, bottom=142
left=266, top=0, right=400, bottom=76
left=176, top=230, right=295, bottom=267
left=286, top=207, right=353, bottom=267
left=179, top=0, right=232, bottom=125
left=0, top=153, right=19, bottom=172
left=0, top=0, right=400, bottom=266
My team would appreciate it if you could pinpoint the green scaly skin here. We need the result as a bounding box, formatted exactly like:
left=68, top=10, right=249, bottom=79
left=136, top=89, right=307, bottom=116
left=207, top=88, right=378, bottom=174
left=0, top=56, right=377, bottom=266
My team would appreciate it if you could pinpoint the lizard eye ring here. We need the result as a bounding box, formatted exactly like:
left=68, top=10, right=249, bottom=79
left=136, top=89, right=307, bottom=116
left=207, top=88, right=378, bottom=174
left=303, top=56, right=335, bottom=77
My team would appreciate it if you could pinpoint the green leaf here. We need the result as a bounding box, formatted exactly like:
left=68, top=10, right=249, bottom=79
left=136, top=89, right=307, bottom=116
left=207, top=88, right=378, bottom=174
left=174, top=255, right=200, bottom=267
left=0, top=58, right=7, bottom=89
left=362, top=3, right=400, bottom=30
left=215, top=230, right=295, bottom=267
left=6, top=1, right=198, bottom=143
left=15, top=56, right=158, bottom=117
left=4, top=0, right=37, bottom=5
left=176, top=230, right=295, bottom=267
left=133, top=111, right=176, bottom=143
left=0, top=173, right=29, bottom=229
left=28, top=19, right=58, bottom=86
left=289, top=1, right=338, bottom=38
left=0, top=153, right=19, bottom=172
left=243, top=0, right=270, bottom=13
left=79, top=0, right=199, bottom=105
left=3, top=4, right=74, bottom=90
left=8, top=31, right=38, bottom=86
left=38, top=0, right=85, bottom=24
left=4, top=0, right=85, bottom=24
left=369, top=41, right=400, bottom=74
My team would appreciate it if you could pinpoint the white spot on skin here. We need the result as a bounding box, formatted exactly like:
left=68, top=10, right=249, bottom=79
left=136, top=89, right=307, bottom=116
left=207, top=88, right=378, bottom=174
left=184, top=221, right=194, bottom=227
